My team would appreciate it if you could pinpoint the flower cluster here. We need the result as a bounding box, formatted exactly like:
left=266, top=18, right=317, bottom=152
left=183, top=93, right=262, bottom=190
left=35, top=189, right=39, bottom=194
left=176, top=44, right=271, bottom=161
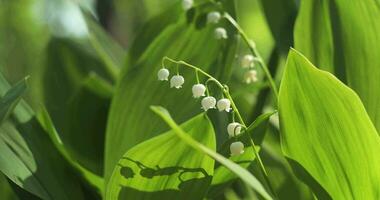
left=241, top=54, right=258, bottom=84
left=157, top=68, right=232, bottom=113
left=157, top=63, right=245, bottom=156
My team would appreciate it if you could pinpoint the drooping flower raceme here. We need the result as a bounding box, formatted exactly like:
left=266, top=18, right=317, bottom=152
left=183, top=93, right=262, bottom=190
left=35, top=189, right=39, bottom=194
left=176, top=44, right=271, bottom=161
left=207, top=11, right=221, bottom=24
left=201, top=96, right=216, bottom=111
left=244, top=70, right=258, bottom=84
left=170, top=75, right=185, bottom=89
left=157, top=68, right=170, bottom=81
left=215, top=27, right=228, bottom=39
left=192, top=84, right=206, bottom=98
left=182, top=0, right=193, bottom=11
left=227, top=122, right=241, bottom=137
left=241, top=54, right=255, bottom=68
left=217, top=98, right=231, bottom=112
left=230, top=141, right=244, bottom=156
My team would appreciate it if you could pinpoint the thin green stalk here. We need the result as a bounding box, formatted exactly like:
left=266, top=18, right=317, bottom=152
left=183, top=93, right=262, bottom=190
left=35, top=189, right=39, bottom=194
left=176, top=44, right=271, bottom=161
left=223, top=13, right=279, bottom=101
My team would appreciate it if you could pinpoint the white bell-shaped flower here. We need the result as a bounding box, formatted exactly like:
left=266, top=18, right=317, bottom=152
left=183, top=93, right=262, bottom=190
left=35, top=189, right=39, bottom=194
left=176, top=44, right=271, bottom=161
left=170, top=75, right=185, bottom=89
left=244, top=70, right=258, bottom=84
left=230, top=141, right=244, bottom=156
left=201, top=96, right=216, bottom=111
left=241, top=54, right=255, bottom=68
left=217, top=98, right=231, bottom=112
left=207, top=11, right=221, bottom=24
left=227, top=122, right=241, bottom=137
left=157, top=68, right=170, bottom=81
left=215, top=27, right=228, bottom=39
left=192, top=84, right=206, bottom=98
left=182, top=0, right=193, bottom=11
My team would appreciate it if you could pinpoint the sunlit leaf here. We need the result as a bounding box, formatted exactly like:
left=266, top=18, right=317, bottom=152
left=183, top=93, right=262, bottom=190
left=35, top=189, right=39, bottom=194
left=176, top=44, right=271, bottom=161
left=294, top=0, right=380, bottom=133
left=106, top=113, right=215, bottom=200
left=279, top=49, right=380, bottom=199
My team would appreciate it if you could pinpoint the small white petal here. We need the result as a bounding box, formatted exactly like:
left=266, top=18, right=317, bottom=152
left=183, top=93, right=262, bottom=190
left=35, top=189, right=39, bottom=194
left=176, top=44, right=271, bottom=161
left=215, top=27, right=228, bottom=39
left=217, top=98, right=231, bottom=112
left=170, top=75, right=185, bottom=89
left=230, top=141, right=244, bottom=156
left=207, top=11, right=221, bottom=24
left=157, top=68, right=170, bottom=81
left=182, top=0, right=193, bottom=10
left=244, top=70, right=258, bottom=84
left=227, top=122, right=241, bottom=137
left=201, top=96, right=216, bottom=111
left=192, top=84, right=206, bottom=98
left=241, top=54, right=255, bottom=68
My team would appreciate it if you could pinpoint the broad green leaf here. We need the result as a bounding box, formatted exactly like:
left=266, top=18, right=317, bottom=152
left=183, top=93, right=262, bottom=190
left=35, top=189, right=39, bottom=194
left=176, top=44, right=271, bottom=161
left=294, top=0, right=380, bottom=133
left=106, top=113, right=215, bottom=200
left=0, top=74, right=85, bottom=199
left=36, top=107, right=104, bottom=195
left=105, top=7, right=237, bottom=181
left=279, top=49, right=380, bottom=200
left=151, top=106, right=273, bottom=200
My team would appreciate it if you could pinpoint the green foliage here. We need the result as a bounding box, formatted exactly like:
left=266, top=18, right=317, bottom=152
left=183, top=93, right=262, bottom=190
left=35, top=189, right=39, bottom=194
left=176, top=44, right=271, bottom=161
left=0, top=75, right=85, bottom=199
left=104, top=4, right=236, bottom=182
left=151, top=106, right=273, bottom=200
left=106, top=113, right=215, bottom=200
left=279, top=49, right=380, bottom=199
left=294, top=0, right=380, bottom=133
left=1, top=0, right=380, bottom=199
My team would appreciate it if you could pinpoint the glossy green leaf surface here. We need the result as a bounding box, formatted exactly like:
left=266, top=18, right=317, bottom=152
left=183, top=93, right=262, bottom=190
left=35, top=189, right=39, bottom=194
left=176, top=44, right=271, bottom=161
left=0, top=74, right=85, bottom=199
left=279, top=49, right=380, bottom=200
left=106, top=113, right=215, bottom=200
left=151, top=106, right=273, bottom=200
left=294, top=0, right=380, bottom=133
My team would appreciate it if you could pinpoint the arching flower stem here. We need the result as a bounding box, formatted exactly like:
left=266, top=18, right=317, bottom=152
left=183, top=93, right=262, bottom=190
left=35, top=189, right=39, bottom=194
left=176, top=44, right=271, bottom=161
left=161, top=56, right=273, bottom=196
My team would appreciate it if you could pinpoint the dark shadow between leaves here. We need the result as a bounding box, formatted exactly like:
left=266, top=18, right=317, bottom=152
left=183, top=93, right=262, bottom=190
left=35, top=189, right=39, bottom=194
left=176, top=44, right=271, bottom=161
left=116, top=157, right=212, bottom=200
left=286, top=157, right=332, bottom=200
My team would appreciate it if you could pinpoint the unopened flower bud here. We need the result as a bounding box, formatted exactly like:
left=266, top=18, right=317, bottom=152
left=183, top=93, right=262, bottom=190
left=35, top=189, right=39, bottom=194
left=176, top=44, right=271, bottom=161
left=230, top=141, right=244, bottom=156
left=182, top=0, right=193, bottom=11
left=241, top=55, right=255, bottom=68
left=215, top=27, right=228, bottom=39
left=201, top=96, right=216, bottom=111
left=217, top=98, right=231, bottom=112
left=192, top=84, right=206, bottom=98
left=157, top=68, right=170, bottom=81
left=244, top=70, right=258, bottom=84
left=207, top=12, right=221, bottom=24
left=227, top=122, right=241, bottom=137
left=170, top=75, right=185, bottom=89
